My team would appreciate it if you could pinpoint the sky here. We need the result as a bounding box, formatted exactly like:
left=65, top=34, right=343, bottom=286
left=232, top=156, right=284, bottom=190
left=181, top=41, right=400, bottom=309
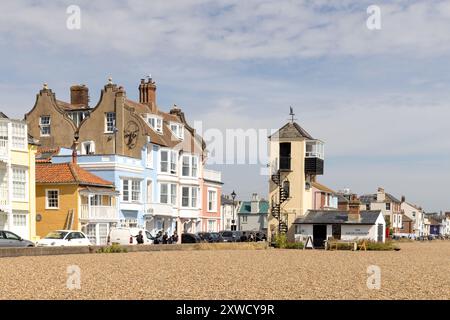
left=1, top=0, right=450, bottom=211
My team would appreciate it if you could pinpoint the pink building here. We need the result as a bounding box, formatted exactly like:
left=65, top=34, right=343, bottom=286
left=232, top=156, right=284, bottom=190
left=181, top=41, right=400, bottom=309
left=200, top=169, right=222, bottom=232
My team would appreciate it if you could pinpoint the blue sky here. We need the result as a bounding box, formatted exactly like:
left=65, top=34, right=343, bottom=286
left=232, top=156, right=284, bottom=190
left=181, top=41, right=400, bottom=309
left=1, top=0, right=450, bottom=211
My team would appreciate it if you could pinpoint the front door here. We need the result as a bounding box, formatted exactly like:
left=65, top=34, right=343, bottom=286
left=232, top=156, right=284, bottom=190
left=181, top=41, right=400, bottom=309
left=377, top=224, right=384, bottom=242
left=313, top=225, right=327, bottom=248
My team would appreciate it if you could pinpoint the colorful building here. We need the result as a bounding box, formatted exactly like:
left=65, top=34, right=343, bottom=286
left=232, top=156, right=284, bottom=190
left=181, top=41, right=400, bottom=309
left=0, top=113, right=38, bottom=240
left=35, top=158, right=118, bottom=245
left=200, top=169, right=222, bottom=232
left=27, top=78, right=221, bottom=239
left=268, top=117, right=325, bottom=241
left=237, top=193, right=268, bottom=232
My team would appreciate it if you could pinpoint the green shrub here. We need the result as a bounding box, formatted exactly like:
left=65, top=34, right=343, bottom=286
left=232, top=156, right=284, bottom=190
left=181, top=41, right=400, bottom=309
left=284, top=242, right=304, bottom=249
left=272, top=234, right=303, bottom=249
left=97, top=243, right=128, bottom=253
left=273, top=233, right=288, bottom=248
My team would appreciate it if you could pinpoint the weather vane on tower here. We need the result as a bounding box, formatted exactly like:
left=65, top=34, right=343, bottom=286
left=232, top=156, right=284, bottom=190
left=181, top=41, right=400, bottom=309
left=289, top=106, right=297, bottom=123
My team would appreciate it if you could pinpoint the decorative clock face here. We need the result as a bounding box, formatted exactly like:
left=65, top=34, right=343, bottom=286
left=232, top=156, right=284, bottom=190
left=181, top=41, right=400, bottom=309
left=124, top=121, right=139, bottom=149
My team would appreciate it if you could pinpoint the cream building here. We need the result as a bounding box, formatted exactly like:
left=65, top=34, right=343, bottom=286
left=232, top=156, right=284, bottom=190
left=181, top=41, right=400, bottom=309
left=0, top=113, right=38, bottom=241
left=268, top=119, right=324, bottom=241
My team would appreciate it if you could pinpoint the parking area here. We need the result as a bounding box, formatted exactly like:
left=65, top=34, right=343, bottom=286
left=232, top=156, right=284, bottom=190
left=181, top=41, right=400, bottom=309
left=0, top=241, right=449, bottom=300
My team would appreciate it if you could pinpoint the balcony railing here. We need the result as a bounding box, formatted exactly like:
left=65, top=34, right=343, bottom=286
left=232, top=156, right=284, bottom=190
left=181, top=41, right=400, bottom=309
left=0, top=140, right=8, bottom=159
left=80, top=205, right=117, bottom=220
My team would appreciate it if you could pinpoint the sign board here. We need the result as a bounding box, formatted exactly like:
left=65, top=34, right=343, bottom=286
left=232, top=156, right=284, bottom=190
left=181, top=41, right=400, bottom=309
left=304, top=236, right=314, bottom=250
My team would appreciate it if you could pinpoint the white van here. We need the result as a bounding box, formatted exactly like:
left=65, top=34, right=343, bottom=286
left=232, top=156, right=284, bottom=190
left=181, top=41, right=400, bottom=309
left=107, top=227, right=154, bottom=245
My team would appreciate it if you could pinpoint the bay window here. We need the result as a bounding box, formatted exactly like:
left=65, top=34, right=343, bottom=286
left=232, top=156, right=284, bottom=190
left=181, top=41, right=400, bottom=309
left=12, top=168, right=27, bottom=200
left=181, top=155, right=199, bottom=177
left=122, top=179, right=141, bottom=202
left=148, top=116, right=163, bottom=133
left=160, top=150, right=178, bottom=174
left=159, top=183, right=177, bottom=206
left=181, top=186, right=199, bottom=208
left=12, top=123, right=26, bottom=150
left=208, top=189, right=217, bottom=212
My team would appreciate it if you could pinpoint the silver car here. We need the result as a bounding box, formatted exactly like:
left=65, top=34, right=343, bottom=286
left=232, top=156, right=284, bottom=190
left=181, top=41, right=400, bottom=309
left=0, top=230, right=35, bottom=247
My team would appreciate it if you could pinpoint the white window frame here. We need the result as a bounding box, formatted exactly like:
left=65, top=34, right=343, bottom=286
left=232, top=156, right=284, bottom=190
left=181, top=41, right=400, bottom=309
left=148, top=115, right=163, bottom=133
left=146, top=145, right=153, bottom=169
left=12, top=212, right=28, bottom=227
left=39, top=116, right=51, bottom=137
left=81, top=141, right=96, bottom=155
left=11, top=122, right=27, bottom=150
left=170, top=122, right=184, bottom=140
left=207, top=188, right=218, bottom=212
left=207, top=220, right=216, bottom=232
left=159, top=183, right=177, bottom=206
left=181, top=186, right=199, bottom=209
left=12, top=167, right=28, bottom=201
left=122, top=179, right=142, bottom=203
left=160, top=149, right=178, bottom=175
left=181, top=154, right=199, bottom=178
left=105, top=112, right=116, bottom=133
left=46, top=189, right=59, bottom=209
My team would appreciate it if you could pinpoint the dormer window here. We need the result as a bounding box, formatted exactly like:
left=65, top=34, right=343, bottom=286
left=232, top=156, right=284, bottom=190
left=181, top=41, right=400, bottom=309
left=147, top=115, right=163, bottom=134
left=170, top=122, right=184, bottom=140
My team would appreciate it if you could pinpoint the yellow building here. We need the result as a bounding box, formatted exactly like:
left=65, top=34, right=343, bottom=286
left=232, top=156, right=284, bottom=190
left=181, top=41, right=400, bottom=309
left=35, top=158, right=119, bottom=245
left=0, top=112, right=38, bottom=241
left=268, top=119, right=324, bottom=241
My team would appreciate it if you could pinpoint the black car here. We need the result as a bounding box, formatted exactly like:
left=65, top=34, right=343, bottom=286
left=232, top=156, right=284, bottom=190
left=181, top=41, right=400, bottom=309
left=197, top=232, right=223, bottom=243
left=219, top=231, right=241, bottom=242
left=181, top=233, right=202, bottom=244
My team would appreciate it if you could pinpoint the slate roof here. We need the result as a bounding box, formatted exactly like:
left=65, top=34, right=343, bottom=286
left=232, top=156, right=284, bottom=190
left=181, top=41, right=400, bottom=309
left=269, top=122, right=314, bottom=140
left=359, top=193, right=401, bottom=204
left=238, top=200, right=269, bottom=215
left=36, top=163, right=113, bottom=187
left=294, top=210, right=382, bottom=225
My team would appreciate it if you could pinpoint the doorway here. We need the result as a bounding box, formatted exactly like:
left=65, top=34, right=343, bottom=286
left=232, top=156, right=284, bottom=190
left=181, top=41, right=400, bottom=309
left=313, top=224, right=327, bottom=248
left=377, top=224, right=384, bottom=242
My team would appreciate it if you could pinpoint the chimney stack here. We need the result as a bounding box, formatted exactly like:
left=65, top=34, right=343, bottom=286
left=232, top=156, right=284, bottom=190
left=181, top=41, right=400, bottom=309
left=70, top=84, right=89, bottom=107
left=251, top=193, right=260, bottom=213
left=139, top=77, right=157, bottom=112
left=376, top=187, right=386, bottom=202
left=348, top=194, right=361, bottom=222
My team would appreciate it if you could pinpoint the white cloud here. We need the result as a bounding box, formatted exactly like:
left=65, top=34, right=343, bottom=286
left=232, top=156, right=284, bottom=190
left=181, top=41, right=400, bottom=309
left=2, top=0, right=450, bottom=60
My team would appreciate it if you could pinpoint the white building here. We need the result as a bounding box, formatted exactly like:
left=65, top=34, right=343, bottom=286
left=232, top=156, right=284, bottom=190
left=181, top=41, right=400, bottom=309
left=220, top=194, right=237, bottom=231
left=294, top=197, right=386, bottom=247
left=401, top=198, right=425, bottom=236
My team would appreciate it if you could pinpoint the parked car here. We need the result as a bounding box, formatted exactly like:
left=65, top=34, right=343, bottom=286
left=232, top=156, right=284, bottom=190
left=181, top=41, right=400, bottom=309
left=36, top=230, right=91, bottom=247
left=181, top=233, right=202, bottom=243
left=107, top=227, right=154, bottom=245
left=0, top=231, right=35, bottom=247
left=197, top=232, right=223, bottom=243
left=219, top=230, right=241, bottom=242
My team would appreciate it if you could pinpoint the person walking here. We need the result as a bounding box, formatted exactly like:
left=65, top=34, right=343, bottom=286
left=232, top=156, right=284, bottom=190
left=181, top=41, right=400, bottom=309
left=240, top=232, right=248, bottom=242
left=136, top=231, right=144, bottom=245
left=162, top=232, right=169, bottom=244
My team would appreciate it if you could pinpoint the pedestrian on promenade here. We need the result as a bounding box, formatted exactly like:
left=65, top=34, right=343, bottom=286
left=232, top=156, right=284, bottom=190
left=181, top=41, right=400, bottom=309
left=162, top=232, right=169, bottom=244
left=240, top=232, right=248, bottom=242
left=136, top=231, right=144, bottom=245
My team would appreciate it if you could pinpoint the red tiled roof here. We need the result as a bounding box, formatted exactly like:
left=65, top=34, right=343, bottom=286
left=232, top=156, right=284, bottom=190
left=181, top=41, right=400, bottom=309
left=36, top=163, right=113, bottom=187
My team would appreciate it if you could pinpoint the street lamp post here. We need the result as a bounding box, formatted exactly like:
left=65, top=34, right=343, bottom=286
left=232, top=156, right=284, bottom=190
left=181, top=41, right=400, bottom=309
left=231, top=190, right=237, bottom=231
